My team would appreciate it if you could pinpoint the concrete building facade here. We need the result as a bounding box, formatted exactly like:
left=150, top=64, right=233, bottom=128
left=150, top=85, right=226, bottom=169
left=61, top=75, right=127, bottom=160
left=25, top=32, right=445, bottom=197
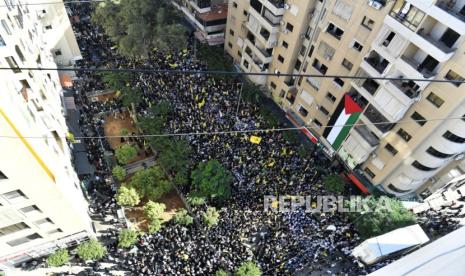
left=0, top=0, right=93, bottom=270
left=224, top=0, right=465, bottom=199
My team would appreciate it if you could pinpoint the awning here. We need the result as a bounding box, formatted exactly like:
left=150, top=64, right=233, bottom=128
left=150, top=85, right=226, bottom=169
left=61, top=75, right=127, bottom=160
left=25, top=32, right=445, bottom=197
left=347, top=173, right=369, bottom=194
left=60, top=74, right=73, bottom=88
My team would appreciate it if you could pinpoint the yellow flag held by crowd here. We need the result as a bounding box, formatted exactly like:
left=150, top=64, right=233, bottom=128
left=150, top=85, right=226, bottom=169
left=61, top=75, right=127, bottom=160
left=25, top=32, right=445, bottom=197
left=198, top=98, right=206, bottom=109
left=66, top=132, right=76, bottom=144
left=250, top=136, right=262, bottom=144
left=169, top=63, right=178, bottom=69
left=115, top=90, right=121, bottom=97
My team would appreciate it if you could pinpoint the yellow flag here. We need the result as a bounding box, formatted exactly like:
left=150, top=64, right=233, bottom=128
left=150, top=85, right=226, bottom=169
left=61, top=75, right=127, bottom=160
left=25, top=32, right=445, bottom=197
left=115, top=90, right=121, bottom=97
left=271, top=200, right=279, bottom=209
left=267, top=160, right=275, bottom=167
left=66, top=132, right=76, bottom=144
left=198, top=98, right=206, bottom=109
left=166, top=54, right=172, bottom=59
left=169, top=63, right=178, bottom=69
left=250, top=136, right=262, bottom=144
left=182, top=49, right=188, bottom=54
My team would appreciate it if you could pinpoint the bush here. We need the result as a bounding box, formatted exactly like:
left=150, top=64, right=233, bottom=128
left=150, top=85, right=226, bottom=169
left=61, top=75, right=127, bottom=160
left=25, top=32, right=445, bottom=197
left=187, top=195, right=206, bottom=206
left=235, top=261, right=261, bottom=276
left=46, top=249, right=70, bottom=267
left=323, top=174, right=346, bottom=193
left=347, top=196, right=417, bottom=239
left=116, top=186, right=141, bottom=207
left=173, top=209, right=194, bottom=226
left=216, top=269, right=228, bottom=276
left=115, top=144, right=138, bottom=164
left=77, top=239, right=107, bottom=261
left=144, top=201, right=166, bottom=222
left=148, top=219, right=163, bottom=234
left=191, top=160, right=233, bottom=201
left=202, top=207, right=220, bottom=228
left=130, top=167, right=171, bottom=201
left=118, top=229, right=139, bottom=248
left=112, top=165, right=127, bottom=182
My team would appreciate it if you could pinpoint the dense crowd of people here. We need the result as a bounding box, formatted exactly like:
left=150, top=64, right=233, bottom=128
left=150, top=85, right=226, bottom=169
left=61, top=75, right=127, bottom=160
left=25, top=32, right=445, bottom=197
left=61, top=1, right=464, bottom=275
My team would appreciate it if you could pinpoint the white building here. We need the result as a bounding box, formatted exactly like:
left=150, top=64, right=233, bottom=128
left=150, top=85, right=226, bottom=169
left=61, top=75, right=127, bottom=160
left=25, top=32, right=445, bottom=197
left=0, top=0, right=93, bottom=271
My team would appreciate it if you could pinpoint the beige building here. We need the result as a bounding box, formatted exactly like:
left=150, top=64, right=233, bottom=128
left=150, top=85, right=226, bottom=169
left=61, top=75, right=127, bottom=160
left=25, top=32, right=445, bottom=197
left=174, top=0, right=228, bottom=45
left=225, top=0, right=465, bottom=199
left=0, top=0, right=93, bottom=271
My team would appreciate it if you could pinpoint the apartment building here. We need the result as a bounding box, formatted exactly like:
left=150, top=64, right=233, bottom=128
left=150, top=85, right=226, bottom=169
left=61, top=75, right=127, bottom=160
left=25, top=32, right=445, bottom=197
left=174, top=0, right=228, bottom=45
left=0, top=0, right=93, bottom=270
left=225, top=0, right=465, bottom=199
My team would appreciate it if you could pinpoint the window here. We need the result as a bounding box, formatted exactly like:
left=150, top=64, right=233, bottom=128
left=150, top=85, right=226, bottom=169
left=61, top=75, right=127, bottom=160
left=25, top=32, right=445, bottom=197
left=341, top=58, right=353, bottom=71
left=384, top=143, right=398, bottom=156
left=382, top=32, right=396, bottom=47
left=445, top=70, right=464, bottom=87
left=326, top=23, right=344, bottom=40
left=426, top=147, right=454, bottom=159
left=312, top=58, right=328, bottom=74
left=228, top=42, right=232, bottom=48
left=3, top=190, right=28, bottom=202
left=325, top=92, right=336, bottom=103
left=7, top=233, right=42, bottom=247
left=237, top=51, right=242, bottom=58
left=47, top=228, right=63, bottom=235
left=0, top=170, right=7, bottom=180
left=45, top=25, right=52, bottom=30
left=388, top=184, right=411, bottom=194
left=270, top=82, right=277, bottom=90
left=333, top=77, right=345, bottom=88
left=364, top=168, right=376, bottom=179
left=443, top=131, right=465, bottom=144
left=0, top=223, right=30, bottom=237
left=35, top=218, right=54, bottom=226
left=243, top=60, right=249, bottom=69
left=319, top=106, right=330, bottom=116
left=229, top=29, right=234, bottom=36
left=390, top=0, right=425, bottom=31
left=397, top=128, right=412, bottom=142
left=308, top=45, right=314, bottom=58
left=286, top=23, right=294, bottom=32
left=0, top=34, right=5, bottom=46
left=361, top=16, right=375, bottom=30
left=2, top=19, right=11, bottom=35
left=299, top=106, right=309, bottom=117
left=232, top=2, right=237, bottom=8
left=278, top=55, right=285, bottom=63
left=411, top=112, right=426, bottom=126
left=20, top=205, right=42, bottom=215
left=282, top=40, right=289, bottom=48
left=352, top=41, right=363, bottom=52
left=313, top=119, right=322, bottom=128
left=5, top=56, right=21, bottom=73
left=426, top=92, right=444, bottom=108
left=279, top=90, right=285, bottom=98
left=294, top=59, right=302, bottom=71
left=412, top=161, right=438, bottom=172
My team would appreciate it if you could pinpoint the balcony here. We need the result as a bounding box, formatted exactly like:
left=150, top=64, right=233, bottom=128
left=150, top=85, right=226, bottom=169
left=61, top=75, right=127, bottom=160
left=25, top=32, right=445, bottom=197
left=400, top=55, right=437, bottom=79
left=244, top=38, right=273, bottom=65
left=364, top=51, right=390, bottom=75
left=436, top=0, right=465, bottom=23
left=364, top=104, right=395, bottom=133
left=354, top=125, right=380, bottom=147
left=389, top=79, right=421, bottom=99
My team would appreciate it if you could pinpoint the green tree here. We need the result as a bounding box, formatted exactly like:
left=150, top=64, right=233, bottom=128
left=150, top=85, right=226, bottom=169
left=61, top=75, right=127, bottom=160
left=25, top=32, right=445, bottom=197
left=187, top=195, right=206, bottom=206
left=93, top=0, right=187, bottom=57
left=191, top=160, right=233, bottom=201
left=120, top=128, right=130, bottom=136
left=347, top=196, right=417, bottom=239
left=118, top=229, right=139, bottom=248
left=115, top=144, right=138, bottom=165
left=173, top=209, right=193, bottom=226
left=148, top=219, right=163, bottom=234
left=112, top=165, right=126, bottom=182
left=144, top=201, right=166, bottom=222
left=235, top=261, right=261, bottom=276
left=46, top=249, right=70, bottom=267
left=323, top=174, right=346, bottom=193
left=101, top=71, right=132, bottom=91
left=202, top=207, right=220, bottom=228
left=130, top=167, right=171, bottom=200
left=76, top=239, right=107, bottom=261
left=158, top=138, right=191, bottom=175
left=116, top=186, right=140, bottom=207
left=215, top=269, right=228, bottom=276
left=120, top=87, right=142, bottom=110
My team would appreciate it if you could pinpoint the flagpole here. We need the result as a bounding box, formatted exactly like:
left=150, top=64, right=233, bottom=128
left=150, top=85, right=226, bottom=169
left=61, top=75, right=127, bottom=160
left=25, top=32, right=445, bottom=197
left=235, top=83, right=243, bottom=118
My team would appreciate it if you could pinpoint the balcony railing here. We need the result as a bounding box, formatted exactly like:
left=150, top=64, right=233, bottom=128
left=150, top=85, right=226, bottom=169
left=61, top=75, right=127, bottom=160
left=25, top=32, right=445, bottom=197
left=354, top=125, right=380, bottom=147
left=364, top=104, right=395, bottom=133
left=266, top=0, right=286, bottom=9
left=390, top=79, right=421, bottom=99
left=436, top=0, right=465, bottom=23
left=364, top=56, right=389, bottom=74
left=400, top=55, right=437, bottom=78
left=416, top=30, right=455, bottom=53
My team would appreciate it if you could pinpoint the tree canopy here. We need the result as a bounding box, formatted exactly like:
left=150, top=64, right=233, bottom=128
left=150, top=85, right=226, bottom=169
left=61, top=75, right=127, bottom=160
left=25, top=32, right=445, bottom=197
left=116, top=186, right=140, bottom=207
left=130, top=167, right=171, bottom=201
left=191, top=160, right=232, bottom=201
left=323, top=174, right=346, bottom=193
left=115, top=144, right=138, bottom=165
left=234, top=261, right=261, bottom=276
left=112, top=165, right=126, bottom=182
left=347, top=196, right=417, bottom=238
left=77, top=239, right=107, bottom=261
left=202, top=207, right=220, bottom=228
left=93, top=0, right=187, bottom=57
left=173, top=209, right=194, bottom=226
left=46, top=249, right=70, bottom=267
left=118, top=229, right=139, bottom=248
left=144, top=201, right=166, bottom=221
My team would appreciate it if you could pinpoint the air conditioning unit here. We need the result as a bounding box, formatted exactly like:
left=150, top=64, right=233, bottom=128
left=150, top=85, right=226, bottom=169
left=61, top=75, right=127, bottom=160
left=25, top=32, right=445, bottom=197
left=368, top=0, right=383, bottom=10
left=280, top=21, right=285, bottom=26
left=282, top=29, right=289, bottom=34
left=284, top=4, right=291, bottom=10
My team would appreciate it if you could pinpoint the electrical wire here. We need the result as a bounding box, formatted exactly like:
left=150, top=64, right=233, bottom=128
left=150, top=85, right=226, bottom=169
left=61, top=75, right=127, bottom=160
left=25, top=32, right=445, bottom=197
left=2, top=116, right=465, bottom=140
left=1, top=66, right=464, bottom=84
left=0, top=0, right=104, bottom=8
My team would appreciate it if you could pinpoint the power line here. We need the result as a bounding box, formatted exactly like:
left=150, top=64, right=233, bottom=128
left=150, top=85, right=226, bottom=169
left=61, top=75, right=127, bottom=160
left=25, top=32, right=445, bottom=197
left=1, top=66, right=464, bottom=84
left=0, top=0, right=104, bottom=8
left=3, top=116, right=465, bottom=140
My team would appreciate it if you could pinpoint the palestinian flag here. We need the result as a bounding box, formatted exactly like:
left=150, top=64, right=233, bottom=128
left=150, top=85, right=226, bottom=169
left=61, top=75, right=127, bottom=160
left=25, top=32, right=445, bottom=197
left=323, top=94, right=363, bottom=150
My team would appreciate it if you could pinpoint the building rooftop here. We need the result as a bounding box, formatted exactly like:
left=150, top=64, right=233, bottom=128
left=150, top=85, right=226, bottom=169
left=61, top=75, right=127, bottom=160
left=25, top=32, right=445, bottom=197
left=197, top=3, right=228, bottom=21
